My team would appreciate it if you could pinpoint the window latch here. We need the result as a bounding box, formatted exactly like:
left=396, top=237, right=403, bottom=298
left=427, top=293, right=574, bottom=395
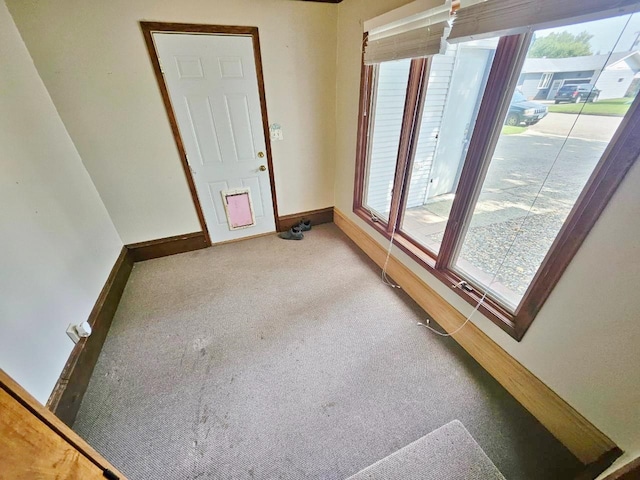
left=453, top=280, right=474, bottom=292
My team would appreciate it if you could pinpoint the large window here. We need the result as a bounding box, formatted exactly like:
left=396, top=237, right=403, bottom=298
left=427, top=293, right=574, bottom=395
left=363, top=59, right=412, bottom=221
left=354, top=10, right=640, bottom=340
left=402, top=38, right=498, bottom=255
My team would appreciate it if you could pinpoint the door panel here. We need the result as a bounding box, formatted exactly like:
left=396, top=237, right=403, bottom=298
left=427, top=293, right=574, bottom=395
left=154, top=33, right=276, bottom=243
left=208, top=180, right=231, bottom=225
left=225, top=94, right=257, bottom=161
left=242, top=177, right=264, bottom=217
left=184, top=97, right=224, bottom=165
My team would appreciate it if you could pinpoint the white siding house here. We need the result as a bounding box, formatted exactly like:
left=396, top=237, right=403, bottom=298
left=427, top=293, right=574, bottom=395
left=364, top=59, right=411, bottom=217
left=364, top=50, right=458, bottom=215
left=365, top=41, right=496, bottom=215
left=595, top=52, right=640, bottom=100
left=405, top=45, right=457, bottom=209
left=518, top=50, right=640, bottom=101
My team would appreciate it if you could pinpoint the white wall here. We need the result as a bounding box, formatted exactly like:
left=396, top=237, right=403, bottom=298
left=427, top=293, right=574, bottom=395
left=5, top=0, right=338, bottom=244
left=0, top=0, right=123, bottom=404
left=335, top=0, right=640, bottom=475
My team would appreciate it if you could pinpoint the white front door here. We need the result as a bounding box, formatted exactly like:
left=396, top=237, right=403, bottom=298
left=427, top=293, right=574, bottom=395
left=547, top=79, right=564, bottom=100
left=153, top=33, right=276, bottom=243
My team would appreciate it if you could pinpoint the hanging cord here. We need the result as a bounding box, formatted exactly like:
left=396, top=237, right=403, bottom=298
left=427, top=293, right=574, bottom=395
left=381, top=212, right=401, bottom=289
left=379, top=17, right=633, bottom=337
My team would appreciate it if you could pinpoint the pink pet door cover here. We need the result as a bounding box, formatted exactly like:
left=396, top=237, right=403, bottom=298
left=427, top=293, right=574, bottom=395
left=222, top=188, right=256, bottom=230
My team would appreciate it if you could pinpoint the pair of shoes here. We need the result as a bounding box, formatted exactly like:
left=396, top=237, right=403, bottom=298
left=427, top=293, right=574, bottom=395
left=278, top=225, right=304, bottom=240
left=297, top=220, right=312, bottom=232
left=278, top=220, right=312, bottom=240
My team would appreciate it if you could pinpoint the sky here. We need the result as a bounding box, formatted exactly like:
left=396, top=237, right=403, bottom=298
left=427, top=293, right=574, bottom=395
left=535, top=13, right=640, bottom=55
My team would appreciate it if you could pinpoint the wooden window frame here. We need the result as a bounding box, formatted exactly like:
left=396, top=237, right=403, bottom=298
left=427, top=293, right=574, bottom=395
left=353, top=33, right=640, bottom=341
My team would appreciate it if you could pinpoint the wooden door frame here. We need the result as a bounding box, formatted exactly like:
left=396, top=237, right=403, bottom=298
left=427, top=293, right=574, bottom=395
left=140, top=22, right=281, bottom=245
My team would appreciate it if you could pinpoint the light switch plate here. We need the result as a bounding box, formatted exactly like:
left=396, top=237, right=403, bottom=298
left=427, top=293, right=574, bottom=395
left=270, top=123, right=283, bottom=141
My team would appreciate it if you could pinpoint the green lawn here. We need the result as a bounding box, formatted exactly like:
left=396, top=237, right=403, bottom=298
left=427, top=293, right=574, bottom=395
left=501, top=125, right=527, bottom=135
left=548, top=98, right=632, bottom=116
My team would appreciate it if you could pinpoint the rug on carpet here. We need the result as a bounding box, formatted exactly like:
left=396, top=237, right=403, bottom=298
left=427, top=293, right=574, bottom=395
left=346, top=420, right=506, bottom=480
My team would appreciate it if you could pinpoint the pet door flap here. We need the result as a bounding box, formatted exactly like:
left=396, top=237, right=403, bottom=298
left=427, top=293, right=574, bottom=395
left=221, top=188, right=256, bottom=230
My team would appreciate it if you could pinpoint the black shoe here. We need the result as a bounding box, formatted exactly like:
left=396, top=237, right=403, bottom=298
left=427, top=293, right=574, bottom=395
left=278, top=226, right=304, bottom=240
left=297, top=220, right=312, bottom=232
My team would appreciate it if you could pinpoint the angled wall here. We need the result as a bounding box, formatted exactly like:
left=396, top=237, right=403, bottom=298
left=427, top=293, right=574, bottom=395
left=0, top=0, right=123, bottom=404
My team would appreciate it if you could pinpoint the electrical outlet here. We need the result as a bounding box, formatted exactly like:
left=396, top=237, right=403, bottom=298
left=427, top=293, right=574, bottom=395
left=66, top=324, right=81, bottom=344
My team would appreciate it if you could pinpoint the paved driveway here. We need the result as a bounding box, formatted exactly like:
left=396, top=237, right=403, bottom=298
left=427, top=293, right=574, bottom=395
left=527, top=112, right=622, bottom=141
left=404, top=115, right=615, bottom=306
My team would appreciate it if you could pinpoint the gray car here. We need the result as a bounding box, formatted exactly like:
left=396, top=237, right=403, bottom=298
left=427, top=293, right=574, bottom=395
left=554, top=84, right=601, bottom=104
left=505, top=91, right=548, bottom=126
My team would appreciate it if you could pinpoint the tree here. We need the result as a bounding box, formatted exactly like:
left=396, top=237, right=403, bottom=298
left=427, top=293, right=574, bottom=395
left=528, top=31, right=593, bottom=58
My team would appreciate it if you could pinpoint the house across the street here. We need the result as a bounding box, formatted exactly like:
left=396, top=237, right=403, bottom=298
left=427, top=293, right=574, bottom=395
left=518, top=50, right=640, bottom=100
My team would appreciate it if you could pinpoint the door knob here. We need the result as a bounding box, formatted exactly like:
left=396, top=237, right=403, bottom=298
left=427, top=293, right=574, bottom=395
left=257, top=151, right=265, bottom=158
left=259, top=165, right=267, bottom=171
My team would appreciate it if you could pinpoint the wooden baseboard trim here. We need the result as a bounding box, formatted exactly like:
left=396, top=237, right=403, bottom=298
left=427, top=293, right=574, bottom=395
left=126, top=231, right=209, bottom=262
left=46, top=231, right=209, bottom=425
left=333, top=208, right=618, bottom=466
left=46, top=247, right=134, bottom=426
left=277, top=207, right=334, bottom=232
left=575, top=448, right=625, bottom=480
left=602, top=456, right=640, bottom=480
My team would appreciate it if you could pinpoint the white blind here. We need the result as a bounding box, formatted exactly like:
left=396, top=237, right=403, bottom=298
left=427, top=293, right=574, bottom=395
left=363, top=1, right=452, bottom=65
left=449, top=0, right=640, bottom=44
left=365, top=21, right=449, bottom=65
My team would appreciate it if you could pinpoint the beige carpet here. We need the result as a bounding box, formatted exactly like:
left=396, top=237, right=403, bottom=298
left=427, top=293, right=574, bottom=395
left=73, top=224, right=581, bottom=479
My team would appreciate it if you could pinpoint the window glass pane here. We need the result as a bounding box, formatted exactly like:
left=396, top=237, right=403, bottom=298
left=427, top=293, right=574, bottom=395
left=363, top=58, right=411, bottom=221
left=402, top=38, right=498, bottom=254
left=454, top=13, right=640, bottom=309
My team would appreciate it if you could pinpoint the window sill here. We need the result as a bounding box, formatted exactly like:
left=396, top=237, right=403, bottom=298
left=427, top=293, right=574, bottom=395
left=354, top=206, right=521, bottom=340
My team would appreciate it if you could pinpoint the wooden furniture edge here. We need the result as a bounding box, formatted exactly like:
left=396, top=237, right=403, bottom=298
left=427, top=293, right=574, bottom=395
left=333, top=208, right=618, bottom=465
left=46, top=246, right=133, bottom=426
left=126, top=231, right=208, bottom=262
left=2, top=369, right=126, bottom=477
left=277, top=207, right=334, bottom=232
